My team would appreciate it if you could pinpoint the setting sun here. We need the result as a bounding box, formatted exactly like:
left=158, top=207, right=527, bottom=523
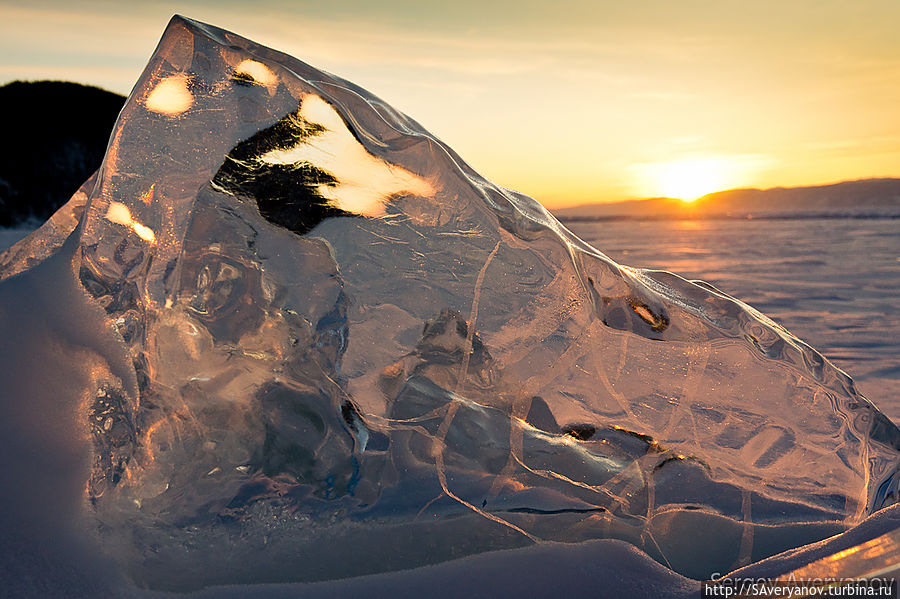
left=647, top=158, right=734, bottom=201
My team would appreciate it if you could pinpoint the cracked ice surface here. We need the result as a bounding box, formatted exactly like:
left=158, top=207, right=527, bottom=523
left=0, top=15, right=898, bottom=592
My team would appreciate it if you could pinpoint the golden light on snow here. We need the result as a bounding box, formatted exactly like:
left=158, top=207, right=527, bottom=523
left=146, top=75, right=193, bottom=115
left=105, top=201, right=157, bottom=243
left=260, top=94, right=434, bottom=216
left=643, top=158, right=735, bottom=202
left=234, top=59, right=277, bottom=87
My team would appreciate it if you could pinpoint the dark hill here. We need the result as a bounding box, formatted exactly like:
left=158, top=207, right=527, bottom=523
left=0, top=80, right=126, bottom=227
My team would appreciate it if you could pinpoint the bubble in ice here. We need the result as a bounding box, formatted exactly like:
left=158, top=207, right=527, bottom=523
left=0, top=15, right=898, bottom=591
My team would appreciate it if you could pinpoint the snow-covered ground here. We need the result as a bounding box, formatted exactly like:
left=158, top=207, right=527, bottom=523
left=0, top=228, right=33, bottom=250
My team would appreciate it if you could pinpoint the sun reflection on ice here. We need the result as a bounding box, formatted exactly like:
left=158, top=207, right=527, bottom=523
left=105, top=201, right=156, bottom=243
left=234, top=59, right=278, bottom=90
left=146, top=74, right=193, bottom=115
left=259, top=94, right=435, bottom=216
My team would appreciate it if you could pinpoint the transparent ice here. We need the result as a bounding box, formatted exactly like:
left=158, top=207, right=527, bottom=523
left=1, top=16, right=898, bottom=591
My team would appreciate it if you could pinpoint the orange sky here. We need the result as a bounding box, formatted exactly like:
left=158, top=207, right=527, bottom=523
left=1, top=0, right=899, bottom=208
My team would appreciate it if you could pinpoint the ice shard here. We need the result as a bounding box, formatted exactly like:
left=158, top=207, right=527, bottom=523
left=0, top=15, right=898, bottom=591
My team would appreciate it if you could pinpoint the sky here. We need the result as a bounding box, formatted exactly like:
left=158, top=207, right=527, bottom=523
left=1, top=0, right=899, bottom=208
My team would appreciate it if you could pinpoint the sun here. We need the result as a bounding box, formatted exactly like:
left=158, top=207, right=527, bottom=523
left=648, top=158, right=733, bottom=202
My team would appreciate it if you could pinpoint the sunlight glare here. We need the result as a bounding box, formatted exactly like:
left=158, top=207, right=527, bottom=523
left=146, top=74, right=192, bottom=115
left=260, top=94, right=434, bottom=216
left=649, top=158, right=733, bottom=201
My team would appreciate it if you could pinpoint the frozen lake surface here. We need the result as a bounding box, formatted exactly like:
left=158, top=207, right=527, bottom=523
left=565, top=217, right=900, bottom=423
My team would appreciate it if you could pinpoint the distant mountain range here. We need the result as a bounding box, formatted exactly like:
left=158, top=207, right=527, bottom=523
left=553, top=178, right=900, bottom=221
left=0, top=81, right=126, bottom=227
